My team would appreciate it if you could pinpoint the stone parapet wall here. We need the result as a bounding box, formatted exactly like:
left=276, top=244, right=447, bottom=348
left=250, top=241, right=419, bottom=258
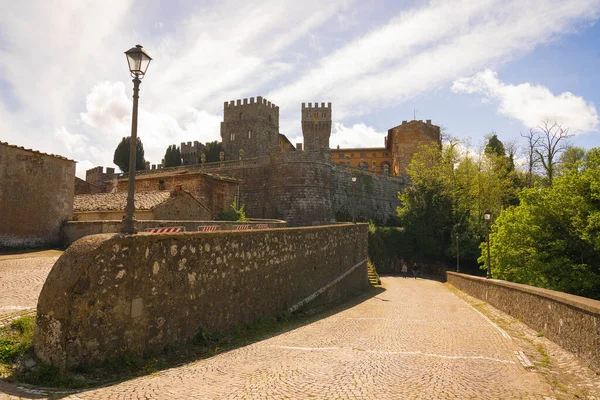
left=446, top=272, right=600, bottom=373
left=35, top=223, right=368, bottom=370
left=62, top=219, right=287, bottom=246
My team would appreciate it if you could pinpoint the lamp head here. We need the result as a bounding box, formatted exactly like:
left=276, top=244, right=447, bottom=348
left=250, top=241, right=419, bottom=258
left=125, top=44, right=152, bottom=78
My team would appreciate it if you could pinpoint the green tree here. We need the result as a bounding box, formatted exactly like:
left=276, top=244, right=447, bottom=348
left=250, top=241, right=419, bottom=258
left=164, top=144, right=182, bottom=167
left=485, top=132, right=506, bottom=157
left=558, top=146, right=586, bottom=175
left=483, top=148, right=600, bottom=299
left=218, top=197, right=248, bottom=221
left=204, top=141, right=223, bottom=163
left=113, top=137, right=146, bottom=173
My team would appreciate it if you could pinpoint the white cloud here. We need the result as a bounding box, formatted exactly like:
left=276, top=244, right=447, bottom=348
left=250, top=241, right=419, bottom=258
left=452, top=69, right=599, bottom=133
left=330, top=122, right=387, bottom=149
left=268, top=0, right=600, bottom=119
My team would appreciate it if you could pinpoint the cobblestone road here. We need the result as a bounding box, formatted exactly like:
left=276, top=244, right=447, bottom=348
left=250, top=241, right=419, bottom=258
left=2, top=271, right=581, bottom=399
left=0, top=256, right=57, bottom=316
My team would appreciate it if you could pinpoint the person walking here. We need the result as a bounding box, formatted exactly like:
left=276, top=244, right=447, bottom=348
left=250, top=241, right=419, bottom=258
left=412, top=262, right=418, bottom=279
left=401, top=261, right=408, bottom=278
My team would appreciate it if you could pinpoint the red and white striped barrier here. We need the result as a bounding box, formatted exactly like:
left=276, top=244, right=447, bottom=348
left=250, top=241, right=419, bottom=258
left=235, top=225, right=250, bottom=230
left=198, top=226, right=220, bottom=232
left=145, top=227, right=183, bottom=234
left=256, top=224, right=269, bottom=229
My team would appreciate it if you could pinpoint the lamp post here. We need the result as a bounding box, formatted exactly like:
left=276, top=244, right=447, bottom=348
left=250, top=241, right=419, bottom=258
left=121, top=44, right=152, bottom=234
left=484, top=209, right=492, bottom=279
left=351, top=175, right=357, bottom=223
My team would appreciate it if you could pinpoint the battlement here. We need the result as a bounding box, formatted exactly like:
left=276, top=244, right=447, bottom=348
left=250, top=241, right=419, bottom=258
left=302, top=102, right=332, bottom=110
left=223, top=96, right=279, bottom=110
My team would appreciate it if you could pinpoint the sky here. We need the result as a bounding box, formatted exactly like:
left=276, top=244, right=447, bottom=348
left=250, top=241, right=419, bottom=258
left=1, top=0, right=600, bottom=178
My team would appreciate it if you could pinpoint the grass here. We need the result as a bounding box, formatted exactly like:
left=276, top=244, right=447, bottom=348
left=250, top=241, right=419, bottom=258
left=0, top=316, right=35, bottom=364
left=0, top=308, right=304, bottom=389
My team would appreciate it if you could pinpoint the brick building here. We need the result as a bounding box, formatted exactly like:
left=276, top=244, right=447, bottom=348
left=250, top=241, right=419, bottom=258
left=0, top=141, right=76, bottom=248
left=107, top=170, right=239, bottom=217
left=330, top=120, right=441, bottom=176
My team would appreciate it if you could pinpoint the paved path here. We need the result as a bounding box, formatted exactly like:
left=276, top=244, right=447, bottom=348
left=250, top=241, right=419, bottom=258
left=2, top=274, right=565, bottom=399
left=0, top=256, right=57, bottom=316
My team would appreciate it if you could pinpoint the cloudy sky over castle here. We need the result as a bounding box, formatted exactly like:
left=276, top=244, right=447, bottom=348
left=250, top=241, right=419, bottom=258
left=1, top=0, right=599, bottom=177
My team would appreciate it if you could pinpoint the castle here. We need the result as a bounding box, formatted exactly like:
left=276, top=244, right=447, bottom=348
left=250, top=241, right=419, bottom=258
left=87, top=96, right=440, bottom=226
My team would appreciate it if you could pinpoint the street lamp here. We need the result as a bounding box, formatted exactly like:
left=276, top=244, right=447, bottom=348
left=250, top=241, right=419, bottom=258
left=351, top=175, right=357, bottom=223
left=121, top=44, right=152, bottom=234
left=484, top=209, right=492, bottom=279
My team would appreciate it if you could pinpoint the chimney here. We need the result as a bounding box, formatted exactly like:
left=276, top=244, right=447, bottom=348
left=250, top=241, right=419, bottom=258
left=426, top=119, right=432, bottom=125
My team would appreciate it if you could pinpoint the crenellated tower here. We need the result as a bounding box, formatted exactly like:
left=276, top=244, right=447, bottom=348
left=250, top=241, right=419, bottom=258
left=220, top=96, right=279, bottom=160
left=302, top=102, right=332, bottom=151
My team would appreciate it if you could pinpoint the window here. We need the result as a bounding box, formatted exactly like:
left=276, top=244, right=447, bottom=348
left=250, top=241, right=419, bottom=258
left=248, top=129, right=253, bottom=139
left=230, top=132, right=236, bottom=141
left=351, top=153, right=355, bottom=158
left=338, top=153, right=345, bottom=158
left=372, top=153, right=377, bottom=157
left=383, top=152, right=389, bottom=157
left=360, top=152, right=366, bottom=158
left=239, top=112, right=243, bottom=120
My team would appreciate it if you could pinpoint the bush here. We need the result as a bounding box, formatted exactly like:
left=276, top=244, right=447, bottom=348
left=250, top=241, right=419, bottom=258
left=217, top=198, right=248, bottom=221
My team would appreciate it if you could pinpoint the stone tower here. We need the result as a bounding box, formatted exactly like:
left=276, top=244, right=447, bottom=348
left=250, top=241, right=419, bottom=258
left=302, top=102, right=332, bottom=151
left=180, top=141, right=204, bottom=165
left=220, top=96, right=279, bottom=160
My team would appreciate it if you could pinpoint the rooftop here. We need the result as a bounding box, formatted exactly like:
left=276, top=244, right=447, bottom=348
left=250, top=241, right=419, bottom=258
left=74, top=191, right=172, bottom=212
left=0, top=141, right=75, bottom=162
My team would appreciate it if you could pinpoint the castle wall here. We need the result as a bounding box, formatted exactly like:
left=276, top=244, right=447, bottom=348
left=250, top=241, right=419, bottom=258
left=331, top=164, right=405, bottom=224
left=0, top=142, right=75, bottom=248
left=389, top=120, right=440, bottom=176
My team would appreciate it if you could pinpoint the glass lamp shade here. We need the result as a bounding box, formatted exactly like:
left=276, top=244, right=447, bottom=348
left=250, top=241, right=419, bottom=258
left=484, top=210, right=491, bottom=221
left=352, top=177, right=357, bottom=182
left=125, top=45, right=152, bottom=76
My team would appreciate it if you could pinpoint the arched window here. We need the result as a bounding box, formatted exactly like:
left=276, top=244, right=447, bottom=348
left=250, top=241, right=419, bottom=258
left=248, top=129, right=252, bottom=139
left=268, top=115, right=272, bottom=123
left=239, top=112, right=243, bottom=120
left=381, top=161, right=391, bottom=175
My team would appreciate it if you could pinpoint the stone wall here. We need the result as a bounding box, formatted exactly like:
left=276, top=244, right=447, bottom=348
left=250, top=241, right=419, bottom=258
left=331, top=165, right=405, bottom=224
left=0, top=142, right=76, bottom=249
left=74, top=177, right=102, bottom=195
left=153, top=193, right=213, bottom=221
left=35, top=224, right=369, bottom=370
left=62, top=219, right=287, bottom=246
left=447, top=272, right=600, bottom=373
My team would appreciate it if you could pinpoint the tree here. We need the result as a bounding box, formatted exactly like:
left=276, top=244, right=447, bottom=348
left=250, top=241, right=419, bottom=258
left=204, top=141, right=223, bottom=163
left=521, top=129, right=541, bottom=188
left=533, top=120, right=572, bottom=185
left=483, top=148, right=600, bottom=299
left=558, top=146, right=586, bottom=175
left=484, top=132, right=506, bottom=157
left=164, top=144, right=182, bottom=167
left=113, top=137, right=146, bottom=173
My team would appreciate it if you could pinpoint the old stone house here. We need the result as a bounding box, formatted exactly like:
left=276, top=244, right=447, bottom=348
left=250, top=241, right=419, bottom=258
left=0, top=141, right=76, bottom=248
left=73, top=189, right=212, bottom=221
left=106, top=170, right=239, bottom=216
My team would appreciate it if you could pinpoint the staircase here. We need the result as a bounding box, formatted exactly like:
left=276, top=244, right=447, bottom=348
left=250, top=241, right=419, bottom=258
left=367, top=261, right=381, bottom=285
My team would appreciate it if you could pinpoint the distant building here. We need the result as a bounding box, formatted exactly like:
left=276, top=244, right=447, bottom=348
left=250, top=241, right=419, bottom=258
left=330, top=120, right=440, bottom=176
left=181, top=141, right=205, bottom=165
left=106, top=170, right=240, bottom=217
left=75, top=177, right=102, bottom=195
left=85, top=166, right=117, bottom=192
left=73, top=189, right=212, bottom=221
left=0, top=141, right=75, bottom=248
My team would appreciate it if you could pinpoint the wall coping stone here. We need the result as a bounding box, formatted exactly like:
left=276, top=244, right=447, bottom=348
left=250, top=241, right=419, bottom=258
left=446, top=272, right=600, bottom=315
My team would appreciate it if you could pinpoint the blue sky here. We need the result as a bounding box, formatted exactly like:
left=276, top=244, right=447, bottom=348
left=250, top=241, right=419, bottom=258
left=1, top=0, right=599, bottom=177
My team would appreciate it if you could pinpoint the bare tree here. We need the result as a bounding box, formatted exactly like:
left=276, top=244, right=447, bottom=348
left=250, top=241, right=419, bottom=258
left=533, top=120, right=572, bottom=185
left=520, top=129, right=541, bottom=188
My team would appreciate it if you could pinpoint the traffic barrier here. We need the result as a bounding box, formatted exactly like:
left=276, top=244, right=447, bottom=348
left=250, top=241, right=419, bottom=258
left=198, top=226, right=219, bottom=232
left=256, top=224, right=269, bottom=229
left=145, top=227, right=183, bottom=233
left=235, top=225, right=250, bottom=230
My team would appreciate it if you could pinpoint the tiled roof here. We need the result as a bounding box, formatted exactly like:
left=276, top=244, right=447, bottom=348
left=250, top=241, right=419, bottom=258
left=0, top=141, right=75, bottom=162
left=74, top=191, right=172, bottom=212
left=115, top=170, right=241, bottom=183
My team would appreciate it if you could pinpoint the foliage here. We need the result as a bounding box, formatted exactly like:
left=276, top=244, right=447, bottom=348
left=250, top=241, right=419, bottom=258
left=113, top=136, right=146, bottom=173
left=0, top=316, right=34, bottom=363
left=485, top=133, right=506, bottom=157
left=482, top=148, right=600, bottom=299
left=217, top=197, right=248, bottom=221
left=164, top=145, right=182, bottom=167
left=204, top=141, right=223, bottom=163
left=367, top=222, right=405, bottom=272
